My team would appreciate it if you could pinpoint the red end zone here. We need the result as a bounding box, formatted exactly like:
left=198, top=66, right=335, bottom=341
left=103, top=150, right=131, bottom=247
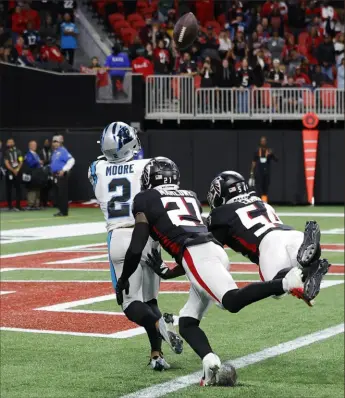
left=1, top=245, right=343, bottom=338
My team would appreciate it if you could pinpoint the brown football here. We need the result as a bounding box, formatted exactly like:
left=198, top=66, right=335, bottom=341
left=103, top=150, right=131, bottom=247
left=173, top=12, right=198, bottom=51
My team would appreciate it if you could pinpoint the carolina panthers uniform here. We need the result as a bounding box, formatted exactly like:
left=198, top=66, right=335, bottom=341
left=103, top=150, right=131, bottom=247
left=133, top=187, right=238, bottom=320
left=88, top=158, right=160, bottom=310
left=208, top=194, right=304, bottom=281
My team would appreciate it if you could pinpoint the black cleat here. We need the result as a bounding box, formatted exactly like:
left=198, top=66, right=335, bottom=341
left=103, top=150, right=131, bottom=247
left=297, top=221, right=321, bottom=267
left=303, top=258, right=331, bottom=302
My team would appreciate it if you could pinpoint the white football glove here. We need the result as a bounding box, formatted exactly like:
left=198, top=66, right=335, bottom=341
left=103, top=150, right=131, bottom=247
left=248, top=176, right=255, bottom=188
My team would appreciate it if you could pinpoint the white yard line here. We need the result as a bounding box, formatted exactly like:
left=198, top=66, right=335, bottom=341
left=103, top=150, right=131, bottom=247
left=120, top=323, right=344, bottom=398
left=0, top=291, right=16, bottom=295
left=0, top=243, right=106, bottom=258
left=201, top=212, right=343, bottom=218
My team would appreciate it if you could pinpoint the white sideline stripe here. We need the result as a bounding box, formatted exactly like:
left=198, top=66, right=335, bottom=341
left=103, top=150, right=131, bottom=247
left=0, top=327, right=145, bottom=339
left=0, top=280, right=259, bottom=284
left=0, top=243, right=106, bottom=258
left=121, top=324, right=345, bottom=398
left=0, top=291, right=16, bottom=295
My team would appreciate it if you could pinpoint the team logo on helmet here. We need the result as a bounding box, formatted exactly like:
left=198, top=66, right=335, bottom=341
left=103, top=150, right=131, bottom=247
left=116, top=125, right=132, bottom=150
left=207, top=176, right=222, bottom=208
left=141, top=160, right=154, bottom=190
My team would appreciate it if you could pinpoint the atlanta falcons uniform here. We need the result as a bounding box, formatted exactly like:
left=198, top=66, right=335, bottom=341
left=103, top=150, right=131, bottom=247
left=133, top=187, right=238, bottom=320
left=208, top=194, right=304, bottom=281
left=88, top=158, right=160, bottom=310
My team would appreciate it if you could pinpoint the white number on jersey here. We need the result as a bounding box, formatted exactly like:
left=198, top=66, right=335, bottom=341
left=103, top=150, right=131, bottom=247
left=107, top=178, right=131, bottom=219
left=64, top=0, right=74, bottom=8
left=236, top=202, right=283, bottom=237
left=161, top=197, right=203, bottom=226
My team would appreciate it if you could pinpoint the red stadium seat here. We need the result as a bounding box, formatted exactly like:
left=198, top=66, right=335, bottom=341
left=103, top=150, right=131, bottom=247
left=140, top=6, right=154, bottom=18
left=108, top=12, right=124, bottom=24
left=95, top=1, right=106, bottom=16
left=113, top=20, right=131, bottom=34
left=298, top=32, right=310, bottom=45
left=137, top=1, right=148, bottom=11
left=262, top=83, right=271, bottom=108
left=205, top=20, right=221, bottom=35
left=120, top=28, right=137, bottom=46
left=194, top=75, right=201, bottom=89
left=302, top=90, right=315, bottom=108
left=127, top=13, right=144, bottom=24
left=271, top=16, right=281, bottom=30
left=217, top=13, right=226, bottom=27
left=320, top=85, right=336, bottom=108
left=298, top=44, right=309, bottom=57
left=131, top=20, right=146, bottom=30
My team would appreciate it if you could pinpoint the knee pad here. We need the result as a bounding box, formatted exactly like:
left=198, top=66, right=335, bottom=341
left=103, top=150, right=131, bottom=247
left=179, top=316, right=200, bottom=338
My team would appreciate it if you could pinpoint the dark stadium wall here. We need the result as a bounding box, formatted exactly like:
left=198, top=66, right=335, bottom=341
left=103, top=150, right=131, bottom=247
left=0, top=128, right=342, bottom=204
left=314, top=129, right=344, bottom=204
left=0, top=63, right=144, bottom=128
left=144, top=129, right=308, bottom=204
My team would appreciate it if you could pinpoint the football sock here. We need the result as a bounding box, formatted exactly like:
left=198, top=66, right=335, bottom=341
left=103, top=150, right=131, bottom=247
left=222, top=280, right=285, bottom=313
left=179, top=317, right=213, bottom=359
left=124, top=301, right=162, bottom=352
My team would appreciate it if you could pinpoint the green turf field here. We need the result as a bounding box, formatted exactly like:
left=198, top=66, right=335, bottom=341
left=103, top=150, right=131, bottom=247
left=0, top=206, right=344, bottom=398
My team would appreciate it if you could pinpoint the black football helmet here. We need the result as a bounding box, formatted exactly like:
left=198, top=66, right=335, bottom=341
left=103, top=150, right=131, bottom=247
left=141, top=157, right=180, bottom=190
left=207, top=171, right=249, bottom=209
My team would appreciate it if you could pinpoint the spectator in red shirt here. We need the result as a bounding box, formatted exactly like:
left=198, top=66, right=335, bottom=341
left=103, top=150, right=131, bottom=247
left=131, top=49, right=154, bottom=81
left=41, top=37, right=64, bottom=64
left=153, top=39, right=171, bottom=74
left=11, top=5, right=27, bottom=35
left=200, top=26, right=219, bottom=52
left=15, top=35, right=24, bottom=56
left=261, top=0, right=274, bottom=18
left=22, top=3, right=40, bottom=30
left=293, top=66, right=311, bottom=86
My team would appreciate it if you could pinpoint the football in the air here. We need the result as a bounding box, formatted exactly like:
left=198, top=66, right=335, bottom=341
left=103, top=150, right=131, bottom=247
left=173, top=12, right=198, bottom=51
left=218, top=363, right=237, bottom=387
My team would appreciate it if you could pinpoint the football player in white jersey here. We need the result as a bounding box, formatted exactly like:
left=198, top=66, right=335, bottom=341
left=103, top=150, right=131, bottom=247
left=88, top=122, right=183, bottom=370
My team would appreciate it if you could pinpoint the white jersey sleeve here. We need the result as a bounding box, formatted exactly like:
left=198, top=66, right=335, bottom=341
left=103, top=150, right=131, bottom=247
left=88, top=158, right=150, bottom=232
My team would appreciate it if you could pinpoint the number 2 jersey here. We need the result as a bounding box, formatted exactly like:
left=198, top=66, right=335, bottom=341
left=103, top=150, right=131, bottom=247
left=133, top=188, right=220, bottom=264
left=207, top=194, right=293, bottom=264
left=88, top=158, right=150, bottom=232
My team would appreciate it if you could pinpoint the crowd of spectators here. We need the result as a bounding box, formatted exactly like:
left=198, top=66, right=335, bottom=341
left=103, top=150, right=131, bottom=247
left=90, top=0, right=344, bottom=91
left=0, top=0, right=78, bottom=72
left=0, top=135, right=74, bottom=216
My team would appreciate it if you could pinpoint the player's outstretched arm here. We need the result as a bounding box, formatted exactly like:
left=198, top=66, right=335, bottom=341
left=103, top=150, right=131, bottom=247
left=146, top=249, right=186, bottom=280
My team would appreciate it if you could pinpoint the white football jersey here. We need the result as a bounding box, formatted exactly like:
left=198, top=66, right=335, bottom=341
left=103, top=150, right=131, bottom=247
left=88, top=158, right=150, bottom=231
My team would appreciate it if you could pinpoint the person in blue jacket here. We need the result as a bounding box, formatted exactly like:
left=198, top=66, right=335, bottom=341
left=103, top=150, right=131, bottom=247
left=104, top=43, right=130, bottom=98
left=25, top=140, right=42, bottom=209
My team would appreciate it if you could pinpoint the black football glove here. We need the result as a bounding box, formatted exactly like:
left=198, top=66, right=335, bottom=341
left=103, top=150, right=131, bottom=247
left=146, top=249, right=171, bottom=279
left=115, top=278, right=130, bottom=306
left=146, top=249, right=185, bottom=280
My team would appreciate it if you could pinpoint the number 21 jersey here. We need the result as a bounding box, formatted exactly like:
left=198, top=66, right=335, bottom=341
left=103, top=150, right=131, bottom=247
left=88, top=158, right=150, bottom=231
left=133, top=188, right=219, bottom=263
left=208, top=195, right=293, bottom=264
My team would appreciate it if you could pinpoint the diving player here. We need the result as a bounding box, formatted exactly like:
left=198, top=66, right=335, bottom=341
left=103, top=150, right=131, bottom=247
left=88, top=123, right=183, bottom=371
left=115, top=157, right=305, bottom=386
left=206, top=171, right=330, bottom=305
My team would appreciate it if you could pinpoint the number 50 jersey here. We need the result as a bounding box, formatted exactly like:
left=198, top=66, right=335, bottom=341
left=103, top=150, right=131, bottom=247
left=207, top=195, right=293, bottom=264
left=88, top=158, right=150, bottom=231
left=133, top=188, right=220, bottom=264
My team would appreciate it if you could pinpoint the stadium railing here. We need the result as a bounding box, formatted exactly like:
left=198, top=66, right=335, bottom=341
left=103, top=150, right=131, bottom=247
left=145, top=75, right=345, bottom=123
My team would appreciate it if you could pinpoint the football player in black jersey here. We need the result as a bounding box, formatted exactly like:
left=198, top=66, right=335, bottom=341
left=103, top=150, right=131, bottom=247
left=116, top=157, right=306, bottom=386
left=206, top=171, right=330, bottom=306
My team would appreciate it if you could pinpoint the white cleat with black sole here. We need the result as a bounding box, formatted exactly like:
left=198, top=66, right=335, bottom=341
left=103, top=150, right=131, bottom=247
left=200, top=353, right=221, bottom=386
left=158, top=313, right=183, bottom=354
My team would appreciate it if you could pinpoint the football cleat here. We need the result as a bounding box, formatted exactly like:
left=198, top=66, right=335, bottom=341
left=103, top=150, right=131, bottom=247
left=282, top=267, right=304, bottom=293
left=149, top=354, right=170, bottom=371
left=297, top=221, right=321, bottom=267
left=290, top=287, right=315, bottom=307
left=303, top=258, right=330, bottom=302
left=200, top=353, right=221, bottom=387
left=158, top=313, right=183, bottom=355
